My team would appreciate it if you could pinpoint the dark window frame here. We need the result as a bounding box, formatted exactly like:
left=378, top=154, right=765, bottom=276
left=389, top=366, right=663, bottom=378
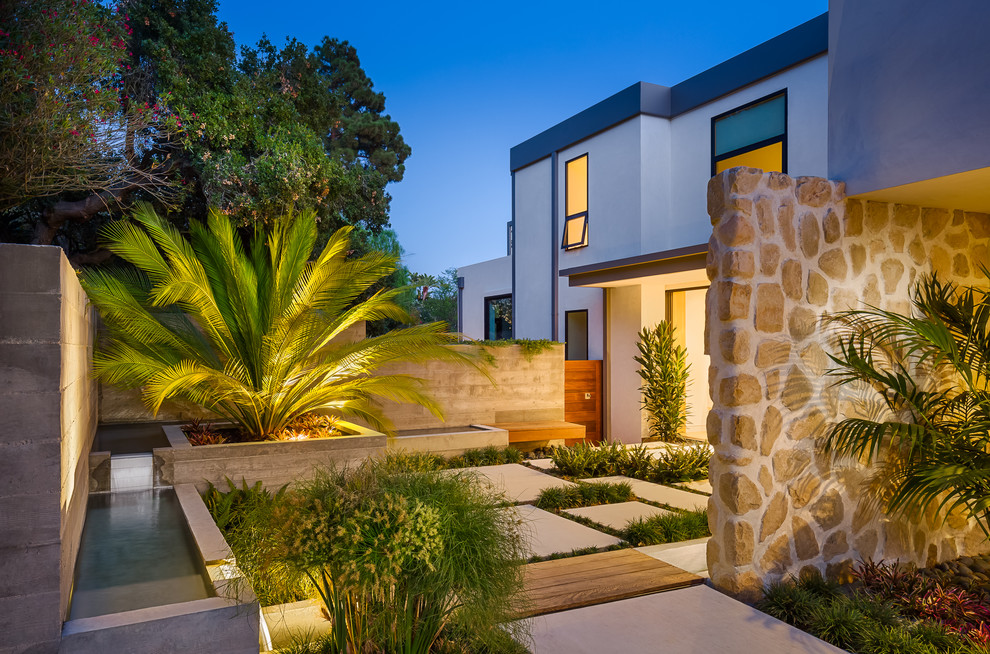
left=564, top=309, right=589, bottom=360
left=483, top=293, right=513, bottom=341
left=562, top=153, right=589, bottom=250
left=710, top=89, right=788, bottom=177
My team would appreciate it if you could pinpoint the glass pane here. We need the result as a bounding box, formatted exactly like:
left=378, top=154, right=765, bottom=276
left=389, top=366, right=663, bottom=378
left=565, top=311, right=588, bottom=360
left=714, top=141, right=783, bottom=174
left=714, top=94, right=785, bottom=156
left=566, top=155, right=588, bottom=215
left=666, top=287, right=711, bottom=438
left=562, top=215, right=588, bottom=249
left=485, top=296, right=512, bottom=340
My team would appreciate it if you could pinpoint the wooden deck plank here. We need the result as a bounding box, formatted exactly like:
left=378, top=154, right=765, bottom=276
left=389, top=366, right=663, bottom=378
left=515, top=549, right=704, bottom=618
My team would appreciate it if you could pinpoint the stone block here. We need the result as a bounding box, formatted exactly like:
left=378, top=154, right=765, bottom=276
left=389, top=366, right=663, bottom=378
left=727, top=415, right=757, bottom=451
left=966, top=211, right=990, bottom=238
left=788, top=473, right=821, bottom=509
left=930, top=246, right=951, bottom=277
left=843, top=200, right=863, bottom=236
left=758, top=466, right=773, bottom=495
left=806, top=271, right=828, bottom=306
left=726, top=167, right=763, bottom=195
left=716, top=282, right=752, bottom=321
left=818, top=249, right=848, bottom=281
left=788, top=307, right=817, bottom=341
left=0, top=343, right=60, bottom=394
left=781, top=259, right=802, bottom=301
left=760, top=532, right=793, bottom=574
left=722, top=251, right=755, bottom=279
left=707, top=176, right=727, bottom=222
left=754, top=284, right=784, bottom=333
left=759, top=243, right=780, bottom=276
left=796, top=177, right=831, bottom=207
left=717, top=213, right=756, bottom=247
left=790, top=409, right=825, bottom=441
left=810, top=489, right=844, bottom=531
left=718, top=375, right=762, bottom=407
left=822, top=210, right=841, bottom=244
left=823, top=531, right=849, bottom=560
left=0, top=244, right=62, bottom=295
left=922, top=207, right=950, bottom=238
left=865, top=201, right=889, bottom=232
left=755, top=196, right=775, bottom=236
left=946, top=228, right=970, bottom=249
left=773, top=449, right=810, bottom=484
left=854, top=528, right=878, bottom=561
left=718, top=329, right=751, bottom=365
left=799, top=212, right=821, bottom=258
left=778, top=201, right=797, bottom=251
left=892, top=204, right=919, bottom=228
left=718, top=472, right=763, bottom=515
left=880, top=258, right=905, bottom=294
left=760, top=406, right=782, bottom=456
left=755, top=339, right=790, bottom=368
left=760, top=493, right=788, bottom=543
left=792, top=516, right=820, bottom=561
left=724, top=519, right=755, bottom=566
left=849, top=243, right=866, bottom=277
left=954, top=253, right=971, bottom=277
left=781, top=366, right=812, bottom=410
left=706, top=235, right=720, bottom=280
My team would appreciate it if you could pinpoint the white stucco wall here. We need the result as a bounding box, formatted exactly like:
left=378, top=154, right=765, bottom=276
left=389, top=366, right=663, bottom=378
left=513, top=158, right=553, bottom=340
left=663, top=54, right=829, bottom=254
left=457, top=255, right=512, bottom=340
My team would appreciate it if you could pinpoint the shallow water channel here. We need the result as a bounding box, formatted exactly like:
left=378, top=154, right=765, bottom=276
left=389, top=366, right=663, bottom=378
left=68, top=488, right=211, bottom=620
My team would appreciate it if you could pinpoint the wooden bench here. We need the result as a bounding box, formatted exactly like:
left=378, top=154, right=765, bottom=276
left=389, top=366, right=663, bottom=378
left=489, top=421, right=586, bottom=447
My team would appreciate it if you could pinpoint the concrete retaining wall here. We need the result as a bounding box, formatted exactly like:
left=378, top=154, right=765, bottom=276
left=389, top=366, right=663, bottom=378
left=387, top=425, right=509, bottom=458
left=0, top=244, right=98, bottom=653
left=158, top=424, right=387, bottom=493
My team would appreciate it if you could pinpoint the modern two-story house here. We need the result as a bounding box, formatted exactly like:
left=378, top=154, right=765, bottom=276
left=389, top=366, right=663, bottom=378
left=459, top=14, right=829, bottom=442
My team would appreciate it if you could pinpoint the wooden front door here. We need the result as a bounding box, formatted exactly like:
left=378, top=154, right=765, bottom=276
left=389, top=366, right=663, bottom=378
left=564, top=360, right=603, bottom=443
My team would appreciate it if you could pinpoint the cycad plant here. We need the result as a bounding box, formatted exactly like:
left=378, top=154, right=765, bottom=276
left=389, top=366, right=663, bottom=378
left=81, top=204, right=474, bottom=439
left=635, top=322, right=690, bottom=442
left=823, top=272, right=990, bottom=535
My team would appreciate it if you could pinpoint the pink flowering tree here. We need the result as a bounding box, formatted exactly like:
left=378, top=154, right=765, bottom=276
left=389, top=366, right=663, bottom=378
left=0, top=0, right=182, bottom=241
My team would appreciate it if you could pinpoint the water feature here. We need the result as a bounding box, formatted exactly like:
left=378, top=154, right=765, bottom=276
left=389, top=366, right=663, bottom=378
left=67, top=489, right=212, bottom=620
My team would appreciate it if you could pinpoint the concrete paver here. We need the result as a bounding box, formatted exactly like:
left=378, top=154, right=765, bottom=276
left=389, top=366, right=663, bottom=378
left=524, top=584, right=845, bottom=654
left=455, top=463, right=575, bottom=504
left=637, top=537, right=710, bottom=577
left=510, top=505, right=623, bottom=558
left=527, top=458, right=556, bottom=471
left=676, top=479, right=713, bottom=494
left=564, top=501, right=670, bottom=531
left=583, top=475, right=708, bottom=511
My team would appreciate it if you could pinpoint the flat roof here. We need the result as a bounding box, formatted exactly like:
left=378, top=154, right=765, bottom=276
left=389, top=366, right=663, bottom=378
left=510, top=13, right=828, bottom=172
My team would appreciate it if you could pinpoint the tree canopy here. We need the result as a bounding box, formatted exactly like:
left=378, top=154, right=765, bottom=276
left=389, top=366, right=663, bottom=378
left=0, top=0, right=410, bottom=258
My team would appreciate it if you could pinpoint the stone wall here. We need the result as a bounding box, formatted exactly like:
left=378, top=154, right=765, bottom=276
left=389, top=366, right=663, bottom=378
left=0, top=244, right=98, bottom=653
left=705, top=168, right=990, bottom=600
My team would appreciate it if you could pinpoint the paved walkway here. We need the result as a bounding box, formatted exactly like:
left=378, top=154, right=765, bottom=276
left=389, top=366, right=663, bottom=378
left=564, top=501, right=670, bottom=530
left=583, top=475, right=709, bottom=511
left=637, top=537, right=709, bottom=577
left=510, top=505, right=622, bottom=558
left=523, top=584, right=845, bottom=654
left=454, top=464, right=575, bottom=504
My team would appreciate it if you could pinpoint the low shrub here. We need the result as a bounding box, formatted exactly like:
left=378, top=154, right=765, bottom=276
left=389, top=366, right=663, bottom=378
left=620, top=508, right=709, bottom=546
left=534, top=481, right=634, bottom=511
left=448, top=445, right=524, bottom=468
left=549, top=442, right=710, bottom=486
left=376, top=446, right=523, bottom=473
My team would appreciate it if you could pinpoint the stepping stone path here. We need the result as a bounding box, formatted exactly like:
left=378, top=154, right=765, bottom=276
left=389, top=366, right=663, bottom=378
left=527, top=458, right=556, bottom=471
left=583, top=475, right=708, bottom=511
left=637, top=537, right=710, bottom=577
left=563, top=501, right=670, bottom=531
left=676, top=479, right=713, bottom=494
left=453, top=464, right=575, bottom=504
left=510, top=505, right=622, bottom=558
left=524, top=584, right=845, bottom=654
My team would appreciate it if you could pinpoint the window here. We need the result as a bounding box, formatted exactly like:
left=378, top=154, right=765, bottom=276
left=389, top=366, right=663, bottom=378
left=565, top=310, right=588, bottom=360
left=562, top=154, right=589, bottom=250
left=712, top=91, right=786, bottom=176
left=484, top=294, right=512, bottom=340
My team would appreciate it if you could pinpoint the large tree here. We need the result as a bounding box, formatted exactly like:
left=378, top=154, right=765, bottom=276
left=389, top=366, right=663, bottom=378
left=1, top=0, right=410, bottom=258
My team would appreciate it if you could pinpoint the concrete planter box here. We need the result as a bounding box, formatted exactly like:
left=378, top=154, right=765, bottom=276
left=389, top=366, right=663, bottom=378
left=59, top=485, right=258, bottom=654
left=388, top=424, right=509, bottom=458
left=156, top=422, right=387, bottom=493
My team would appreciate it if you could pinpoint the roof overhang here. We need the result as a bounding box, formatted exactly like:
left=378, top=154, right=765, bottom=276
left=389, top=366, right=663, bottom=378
left=561, top=244, right=708, bottom=288
left=851, top=166, right=990, bottom=214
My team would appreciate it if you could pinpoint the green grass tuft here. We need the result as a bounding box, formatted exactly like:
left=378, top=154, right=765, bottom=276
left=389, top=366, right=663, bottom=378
left=534, top=481, right=634, bottom=510
left=620, top=508, right=709, bottom=546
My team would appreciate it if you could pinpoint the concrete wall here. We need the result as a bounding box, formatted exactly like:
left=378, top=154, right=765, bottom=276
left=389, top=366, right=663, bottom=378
left=828, top=1, right=990, bottom=196
left=457, top=256, right=512, bottom=340
left=374, top=344, right=565, bottom=431
left=705, top=168, right=990, bottom=600
left=0, top=244, right=98, bottom=653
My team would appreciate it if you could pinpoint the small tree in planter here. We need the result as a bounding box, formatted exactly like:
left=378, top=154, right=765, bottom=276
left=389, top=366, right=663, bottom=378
left=635, top=322, right=690, bottom=442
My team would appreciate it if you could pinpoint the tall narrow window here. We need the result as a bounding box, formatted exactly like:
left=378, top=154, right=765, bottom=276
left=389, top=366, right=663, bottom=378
left=712, top=91, right=786, bottom=176
left=565, top=310, right=588, bottom=360
left=484, top=294, right=512, bottom=340
left=562, top=154, right=589, bottom=250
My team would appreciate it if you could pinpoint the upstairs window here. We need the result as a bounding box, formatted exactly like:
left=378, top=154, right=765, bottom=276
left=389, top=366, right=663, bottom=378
left=562, top=154, right=589, bottom=250
left=712, top=91, right=786, bottom=176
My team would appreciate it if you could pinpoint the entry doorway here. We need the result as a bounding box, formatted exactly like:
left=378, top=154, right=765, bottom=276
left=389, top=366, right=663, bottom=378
left=666, top=286, right=711, bottom=439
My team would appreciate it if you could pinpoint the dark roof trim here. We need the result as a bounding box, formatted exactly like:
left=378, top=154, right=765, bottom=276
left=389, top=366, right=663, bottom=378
left=560, top=243, right=708, bottom=284
left=510, top=13, right=828, bottom=172
left=509, top=83, right=670, bottom=172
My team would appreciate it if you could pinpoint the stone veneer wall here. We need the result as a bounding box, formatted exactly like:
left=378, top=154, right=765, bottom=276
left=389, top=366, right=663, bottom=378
left=705, top=168, right=990, bottom=600
left=0, top=244, right=98, bottom=653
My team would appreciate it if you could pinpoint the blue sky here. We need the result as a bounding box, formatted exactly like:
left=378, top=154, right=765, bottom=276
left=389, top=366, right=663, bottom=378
left=217, top=1, right=827, bottom=274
